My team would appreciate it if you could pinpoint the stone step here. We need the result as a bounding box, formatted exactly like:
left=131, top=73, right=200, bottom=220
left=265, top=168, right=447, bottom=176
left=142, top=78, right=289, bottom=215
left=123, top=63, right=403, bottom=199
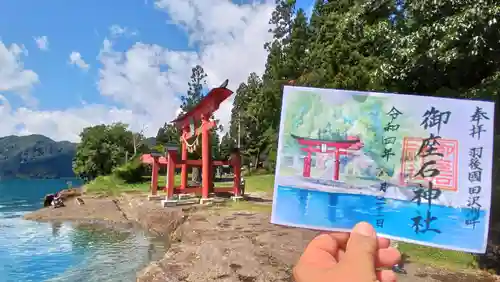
left=199, top=198, right=213, bottom=205
left=177, top=198, right=200, bottom=206
left=178, top=193, right=197, bottom=200
left=231, top=195, right=244, bottom=202
left=161, top=198, right=200, bottom=207
left=161, top=199, right=177, bottom=207
left=199, top=197, right=226, bottom=205
left=148, top=195, right=165, bottom=201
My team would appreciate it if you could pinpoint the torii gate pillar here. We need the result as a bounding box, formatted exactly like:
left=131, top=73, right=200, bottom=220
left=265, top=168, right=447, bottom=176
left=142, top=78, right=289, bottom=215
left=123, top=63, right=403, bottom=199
left=201, top=114, right=212, bottom=200
left=166, top=146, right=178, bottom=199
left=150, top=157, right=159, bottom=196
left=180, top=126, right=189, bottom=190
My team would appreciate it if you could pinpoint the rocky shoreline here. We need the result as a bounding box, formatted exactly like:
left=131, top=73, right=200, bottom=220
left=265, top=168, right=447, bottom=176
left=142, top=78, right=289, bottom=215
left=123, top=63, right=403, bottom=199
left=23, top=193, right=500, bottom=282
left=24, top=193, right=186, bottom=239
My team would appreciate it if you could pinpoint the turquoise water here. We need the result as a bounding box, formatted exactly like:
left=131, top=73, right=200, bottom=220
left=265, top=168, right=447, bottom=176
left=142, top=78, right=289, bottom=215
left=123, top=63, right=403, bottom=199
left=273, top=185, right=487, bottom=252
left=0, top=179, right=167, bottom=282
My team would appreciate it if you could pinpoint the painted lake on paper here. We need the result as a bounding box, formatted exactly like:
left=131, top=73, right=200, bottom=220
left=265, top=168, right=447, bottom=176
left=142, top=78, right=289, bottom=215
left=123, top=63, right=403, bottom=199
left=0, top=179, right=167, bottom=282
left=273, top=185, right=487, bottom=252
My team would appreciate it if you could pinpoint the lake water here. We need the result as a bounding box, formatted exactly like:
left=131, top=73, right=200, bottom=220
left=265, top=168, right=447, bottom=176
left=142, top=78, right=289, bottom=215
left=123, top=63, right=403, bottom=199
left=0, top=179, right=167, bottom=282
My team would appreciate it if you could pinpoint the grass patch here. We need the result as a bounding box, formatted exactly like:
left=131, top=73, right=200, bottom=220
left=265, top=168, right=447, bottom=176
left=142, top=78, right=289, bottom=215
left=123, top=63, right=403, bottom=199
left=399, top=242, right=477, bottom=271
left=244, top=174, right=275, bottom=194
left=85, top=175, right=151, bottom=196
left=85, top=174, right=184, bottom=196
left=85, top=173, right=246, bottom=196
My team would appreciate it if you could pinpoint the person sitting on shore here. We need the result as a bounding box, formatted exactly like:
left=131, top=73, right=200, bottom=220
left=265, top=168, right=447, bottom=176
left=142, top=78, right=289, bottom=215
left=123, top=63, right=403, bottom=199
left=293, top=222, right=401, bottom=282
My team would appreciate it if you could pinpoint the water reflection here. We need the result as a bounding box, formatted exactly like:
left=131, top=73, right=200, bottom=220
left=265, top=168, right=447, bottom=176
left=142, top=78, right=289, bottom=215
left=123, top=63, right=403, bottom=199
left=0, top=178, right=167, bottom=282
left=46, top=223, right=167, bottom=282
left=69, top=223, right=132, bottom=251
left=0, top=218, right=166, bottom=282
left=51, top=222, right=62, bottom=237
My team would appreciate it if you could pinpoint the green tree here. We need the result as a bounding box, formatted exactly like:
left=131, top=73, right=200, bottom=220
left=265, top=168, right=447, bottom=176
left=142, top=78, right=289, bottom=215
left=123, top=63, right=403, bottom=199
left=229, top=73, right=274, bottom=168
left=180, top=65, right=207, bottom=182
left=211, top=131, right=221, bottom=160
left=181, top=65, right=207, bottom=113
left=379, top=0, right=500, bottom=112
left=301, top=0, right=395, bottom=91
left=73, top=123, right=135, bottom=180
left=219, top=132, right=235, bottom=160
left=156, top=122, right=180, bottom=147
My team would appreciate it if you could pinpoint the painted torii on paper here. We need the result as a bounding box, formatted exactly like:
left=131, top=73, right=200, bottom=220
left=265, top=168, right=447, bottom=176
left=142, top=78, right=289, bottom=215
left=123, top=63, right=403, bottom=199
left=292, top=134, right=364, bottom=181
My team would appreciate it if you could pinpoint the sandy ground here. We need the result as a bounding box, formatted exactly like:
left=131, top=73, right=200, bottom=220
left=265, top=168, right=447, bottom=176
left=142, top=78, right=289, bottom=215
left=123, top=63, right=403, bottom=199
left=23, top=193, right=499, bottom=282
left=24, top=195, right=130, bottom=223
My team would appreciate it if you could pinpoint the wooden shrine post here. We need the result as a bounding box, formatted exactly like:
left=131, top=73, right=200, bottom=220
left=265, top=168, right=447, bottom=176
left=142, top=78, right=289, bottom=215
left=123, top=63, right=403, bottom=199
left=151, top=158, right=159, bottom=195
left=180, top=126, right=189, bottom=191
left=230, top=149, right=242, bottom=197
left=201, top=113, right=212, bottom=199
left=166, top=145, right=178, bottom=199
left=150, top=151, right=163, bottom=196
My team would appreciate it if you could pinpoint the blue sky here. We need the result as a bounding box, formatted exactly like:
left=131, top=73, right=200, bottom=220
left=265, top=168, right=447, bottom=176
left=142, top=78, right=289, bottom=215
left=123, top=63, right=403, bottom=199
left=0, top=0, right=314, bottom=142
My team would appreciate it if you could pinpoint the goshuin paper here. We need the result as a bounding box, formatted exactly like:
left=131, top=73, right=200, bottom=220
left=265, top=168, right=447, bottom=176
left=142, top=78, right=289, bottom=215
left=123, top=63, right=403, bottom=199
left=271, top=86, right=495, bottom=253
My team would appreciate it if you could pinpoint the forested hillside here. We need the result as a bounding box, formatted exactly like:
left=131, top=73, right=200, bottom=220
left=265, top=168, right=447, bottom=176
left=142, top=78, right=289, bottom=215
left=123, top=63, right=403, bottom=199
left=0, top=135, right=77, bottom=179
left=228, top=0, right=499, bottom=171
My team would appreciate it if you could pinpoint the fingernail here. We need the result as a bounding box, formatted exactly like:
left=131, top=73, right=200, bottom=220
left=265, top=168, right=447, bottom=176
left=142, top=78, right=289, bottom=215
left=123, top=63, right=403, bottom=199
left=352, top=222, right=376, bottom=237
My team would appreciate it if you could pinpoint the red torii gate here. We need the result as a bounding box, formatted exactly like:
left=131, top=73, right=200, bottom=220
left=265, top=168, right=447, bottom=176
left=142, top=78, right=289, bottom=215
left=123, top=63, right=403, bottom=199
left=292, top=134, right=364, bottom=181
left=146, top=80, right=242, bottom=202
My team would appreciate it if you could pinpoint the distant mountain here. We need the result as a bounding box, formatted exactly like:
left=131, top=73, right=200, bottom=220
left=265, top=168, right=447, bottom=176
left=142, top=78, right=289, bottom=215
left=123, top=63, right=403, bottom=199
left=0, top=134, right=77, bottom=179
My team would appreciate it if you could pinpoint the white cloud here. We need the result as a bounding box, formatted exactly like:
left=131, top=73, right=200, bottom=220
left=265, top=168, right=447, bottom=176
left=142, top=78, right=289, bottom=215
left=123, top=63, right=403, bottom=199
left=147, top=0, right=273, bottom=130
left=109, top=24, right=138, bottom=37
left=97, top=0, right=274, bottom=134
left=34, top=36, right=49, bottom=51
left=97, top=40, right=197, bottom=134
left=69, top=51, right=90, bottom=70
left=0, top=96, right=149, bottom=142
left=0, top=0, right=274, bottom=142
left=0, top=41, right=39, bottom=105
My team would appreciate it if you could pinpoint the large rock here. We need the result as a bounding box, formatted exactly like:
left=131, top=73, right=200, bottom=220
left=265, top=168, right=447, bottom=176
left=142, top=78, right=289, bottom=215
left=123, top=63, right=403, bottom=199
left=58, top=188, right=82, bottom=200
left=43, top=194, right=55, bottom=207
left=137, top=209, right=316, bottom=282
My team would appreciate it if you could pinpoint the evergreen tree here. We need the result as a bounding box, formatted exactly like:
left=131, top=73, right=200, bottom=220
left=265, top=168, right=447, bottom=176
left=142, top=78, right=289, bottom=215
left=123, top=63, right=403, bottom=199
left=181, top=65, right=207, bottom=182
left=181, top=65, right=207, bottom=112
left=155, top=122, right=180, bottom=146
left=219, top=132, right=236, bottom=160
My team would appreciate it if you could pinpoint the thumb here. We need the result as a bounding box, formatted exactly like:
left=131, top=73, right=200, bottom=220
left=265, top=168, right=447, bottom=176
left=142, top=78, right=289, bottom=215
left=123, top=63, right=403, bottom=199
left=343, top=222, right=378, bottom=272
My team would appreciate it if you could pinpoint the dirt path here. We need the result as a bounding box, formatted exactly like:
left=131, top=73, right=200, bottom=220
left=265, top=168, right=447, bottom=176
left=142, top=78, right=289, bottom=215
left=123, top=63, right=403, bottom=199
left=24, top=195, right=130, bottom=223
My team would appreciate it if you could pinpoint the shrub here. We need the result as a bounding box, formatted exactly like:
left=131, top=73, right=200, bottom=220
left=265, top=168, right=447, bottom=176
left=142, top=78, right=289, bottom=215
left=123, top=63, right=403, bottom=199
left=113, top=158, right=146, bottom=183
